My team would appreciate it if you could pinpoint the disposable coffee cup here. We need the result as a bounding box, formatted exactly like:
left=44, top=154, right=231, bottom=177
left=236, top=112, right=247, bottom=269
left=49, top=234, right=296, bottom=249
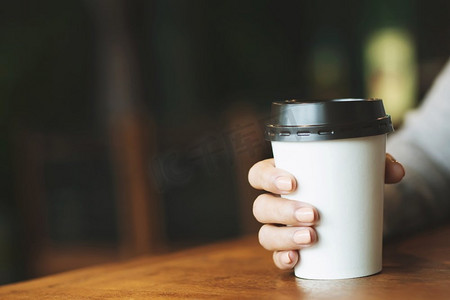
left=265, top=98, right=394, bottom=280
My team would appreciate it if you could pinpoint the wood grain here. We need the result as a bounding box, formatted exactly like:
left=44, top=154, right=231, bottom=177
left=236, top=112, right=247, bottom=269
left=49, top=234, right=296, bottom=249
left=1, top=225, right=449, bottom=299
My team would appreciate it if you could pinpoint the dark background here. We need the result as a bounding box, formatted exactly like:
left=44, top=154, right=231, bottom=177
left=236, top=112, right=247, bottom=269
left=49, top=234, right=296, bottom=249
left=1, top=0, right=449, bottom=284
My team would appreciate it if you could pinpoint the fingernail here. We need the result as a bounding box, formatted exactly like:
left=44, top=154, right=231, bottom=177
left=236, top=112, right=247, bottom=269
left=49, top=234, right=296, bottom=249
left=288, top=251, right=296, bottom=264
left=386, top=153, right=397, bottom=163
left=293, top=229, right=311, bottom=245
left=282, top=251, right=292, bottom=265
left=295, top=207, right=315, bottom=223
left=275, top=176, right=292, bottom=191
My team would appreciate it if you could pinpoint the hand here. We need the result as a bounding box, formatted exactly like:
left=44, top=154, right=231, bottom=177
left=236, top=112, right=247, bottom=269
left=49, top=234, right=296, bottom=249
left=248, top=154, right=405, bottom=270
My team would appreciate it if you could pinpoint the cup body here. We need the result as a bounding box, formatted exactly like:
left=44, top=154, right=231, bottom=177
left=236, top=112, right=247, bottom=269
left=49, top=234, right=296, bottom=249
left=272, top=134, right=386, bottom=279
left=265, top=98, right=393, bottom=280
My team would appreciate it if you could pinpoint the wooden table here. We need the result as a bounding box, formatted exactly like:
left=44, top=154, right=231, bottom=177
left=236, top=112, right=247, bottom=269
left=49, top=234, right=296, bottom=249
left=1, top=225, right=449, bottom=299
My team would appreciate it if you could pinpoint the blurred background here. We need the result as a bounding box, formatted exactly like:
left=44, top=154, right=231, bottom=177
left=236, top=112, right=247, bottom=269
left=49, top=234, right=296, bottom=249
left=1, top=0, right=449, bottom=284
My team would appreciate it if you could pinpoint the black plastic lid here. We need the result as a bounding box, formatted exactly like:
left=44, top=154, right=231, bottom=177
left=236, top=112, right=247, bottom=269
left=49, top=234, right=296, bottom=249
left=265, top=98, right=394, bottom=142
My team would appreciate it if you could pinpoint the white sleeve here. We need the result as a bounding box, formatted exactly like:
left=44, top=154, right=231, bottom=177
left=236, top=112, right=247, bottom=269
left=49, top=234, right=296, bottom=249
left=384, top=58, right=450, bottom=238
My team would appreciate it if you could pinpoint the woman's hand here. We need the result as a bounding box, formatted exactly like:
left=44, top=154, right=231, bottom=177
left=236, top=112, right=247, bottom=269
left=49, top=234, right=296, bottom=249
left=248, top=154, right=405, bottom=270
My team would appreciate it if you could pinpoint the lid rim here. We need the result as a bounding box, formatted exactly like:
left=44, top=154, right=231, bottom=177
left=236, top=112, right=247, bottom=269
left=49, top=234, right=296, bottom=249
left=266, top=98, right=393, bottom=142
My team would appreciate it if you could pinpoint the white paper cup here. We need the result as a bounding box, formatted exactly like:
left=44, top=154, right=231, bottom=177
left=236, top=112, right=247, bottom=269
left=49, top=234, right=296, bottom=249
left=265, top=99, right=393, bottom=280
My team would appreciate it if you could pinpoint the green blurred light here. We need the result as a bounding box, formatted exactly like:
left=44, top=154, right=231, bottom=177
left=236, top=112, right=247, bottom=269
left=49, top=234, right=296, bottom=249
left=364, top=28, right=417, bottom=124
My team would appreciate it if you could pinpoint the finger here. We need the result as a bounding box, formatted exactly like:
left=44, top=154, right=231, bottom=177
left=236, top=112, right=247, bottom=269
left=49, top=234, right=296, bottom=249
left=258, top=224, right=317, bottom=251
left=248, top=158, right=297, bottom=195
left=273, top=250, right=299, bottom=270
left=253, top=193, right=318, bottom=226
left=385, top=153, right=405, bottom=184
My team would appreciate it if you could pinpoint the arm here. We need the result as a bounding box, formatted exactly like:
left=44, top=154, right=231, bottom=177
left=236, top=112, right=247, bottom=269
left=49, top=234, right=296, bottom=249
left=384, top=58, right=450, bottom=237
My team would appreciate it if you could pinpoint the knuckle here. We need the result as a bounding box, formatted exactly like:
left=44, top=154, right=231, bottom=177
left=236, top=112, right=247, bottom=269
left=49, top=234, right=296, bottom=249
left=252, top=194, right=269, bottom=222
left=247, top=163, right=259, bottom=187
left=248, top=159, right=271, bottom=189
left=258, top=225, right=272, bottom=250
left=254, top=193, right=269, bottom=204
left=273, top=252, right=283, bottom=269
